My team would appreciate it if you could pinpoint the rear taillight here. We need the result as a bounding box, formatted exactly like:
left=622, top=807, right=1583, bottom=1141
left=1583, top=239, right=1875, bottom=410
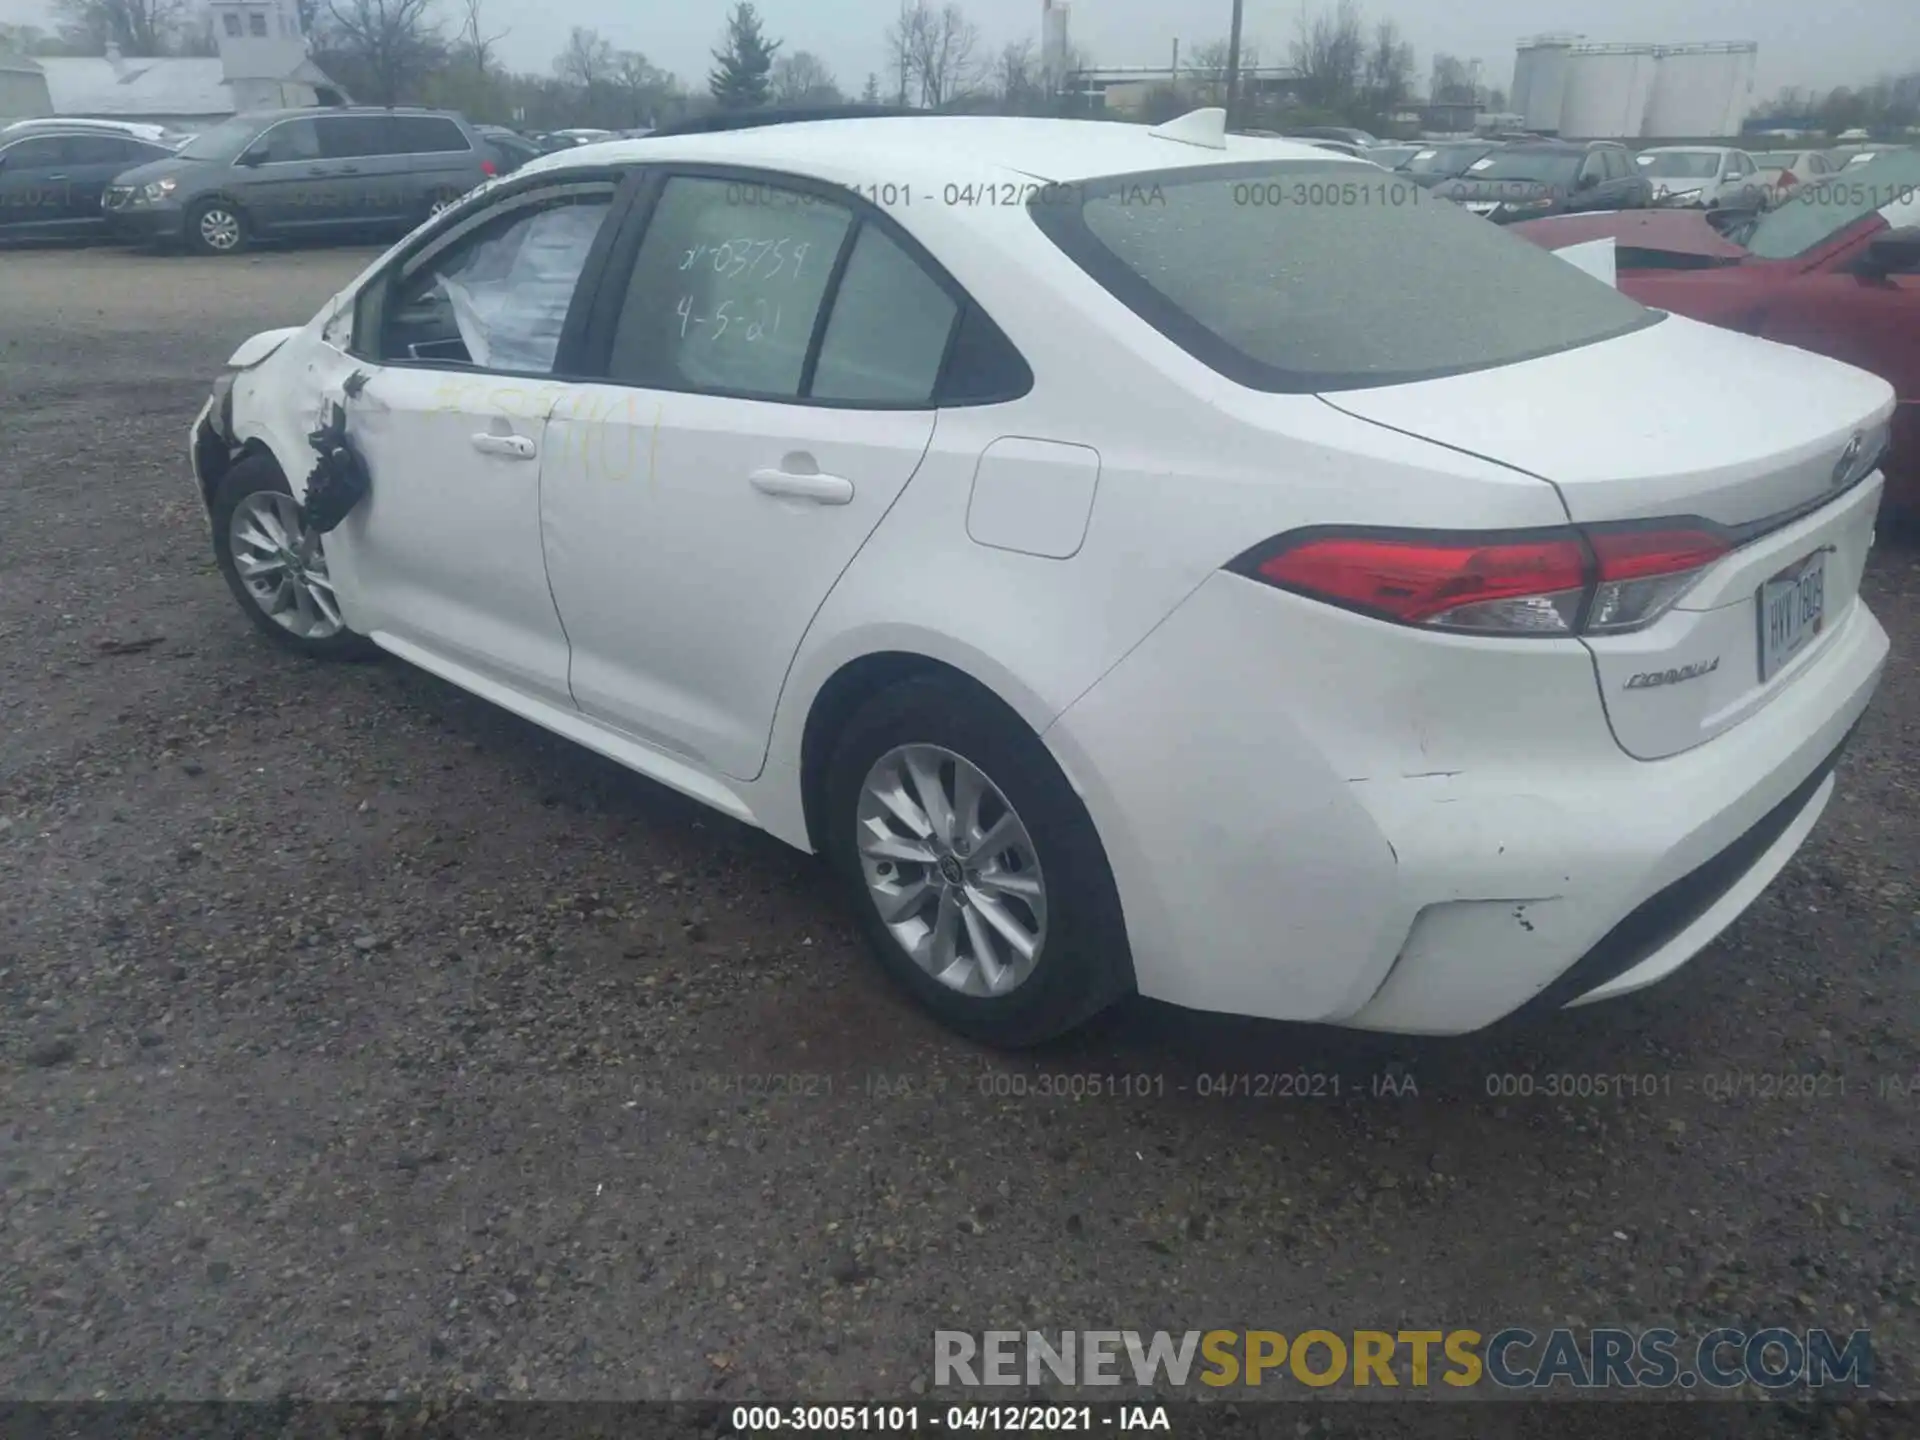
left=1778, top=171, right=1797, bottom=190
left=1232, top=523, right=1732, bottom=637
left=480, top=158, right=498, bottom=177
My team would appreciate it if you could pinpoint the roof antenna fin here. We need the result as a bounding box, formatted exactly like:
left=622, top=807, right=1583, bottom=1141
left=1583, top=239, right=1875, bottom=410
left=1147, top=107, right=1228, bottom=150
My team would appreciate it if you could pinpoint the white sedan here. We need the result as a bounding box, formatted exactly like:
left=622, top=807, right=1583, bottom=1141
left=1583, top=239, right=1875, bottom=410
left=188, top=110, right=1892, bottom=1046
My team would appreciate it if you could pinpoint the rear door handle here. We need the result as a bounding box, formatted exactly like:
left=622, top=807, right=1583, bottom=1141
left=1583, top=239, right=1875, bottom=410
left=45, top=173, right=69, bottom=181
left=748, top=468, right=854, bottom=504
left=472, top=432, right=537, bottom=460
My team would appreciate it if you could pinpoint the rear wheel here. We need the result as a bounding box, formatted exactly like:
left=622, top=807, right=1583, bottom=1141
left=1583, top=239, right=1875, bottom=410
left=823, top=675, right=1133, bottom=1047
left=210, top=454, right=374, bottom=659
left=186, top=199, right=246, bottom=256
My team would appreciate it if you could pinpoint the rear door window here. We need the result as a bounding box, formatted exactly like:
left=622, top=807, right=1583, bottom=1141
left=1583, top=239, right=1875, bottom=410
left=605, top=175, right=853, bottom=399
left=1030, top=160, right=1659, bottom=393
left=390, top=116, right=471, bottom=155
left=316, top=115, right=388, bottom=160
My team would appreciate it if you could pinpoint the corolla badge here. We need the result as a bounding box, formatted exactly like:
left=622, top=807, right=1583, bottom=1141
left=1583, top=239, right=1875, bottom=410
left=1832, top=433, right=1863, bottom=488
left=1625, top=657, right=1721, bottom=690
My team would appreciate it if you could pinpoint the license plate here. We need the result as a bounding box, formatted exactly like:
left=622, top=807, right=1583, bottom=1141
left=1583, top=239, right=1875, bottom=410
left=1758, top=550, right=1827, bottom=681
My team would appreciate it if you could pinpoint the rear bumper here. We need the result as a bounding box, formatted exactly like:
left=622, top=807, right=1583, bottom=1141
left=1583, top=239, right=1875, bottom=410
left=1044, top=571, right=1888, bottom=1034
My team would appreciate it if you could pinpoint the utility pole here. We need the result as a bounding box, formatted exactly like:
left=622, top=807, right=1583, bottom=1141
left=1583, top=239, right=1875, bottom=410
left=1223, top=0, right=1245, bottom=129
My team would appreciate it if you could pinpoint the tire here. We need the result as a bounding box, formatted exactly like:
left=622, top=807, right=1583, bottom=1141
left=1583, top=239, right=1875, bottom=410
left=185, top=198, right=246, bottom=256
left=822, top=674, right=1133, bottom=1048
left=210, top=453, right=375, bottom=660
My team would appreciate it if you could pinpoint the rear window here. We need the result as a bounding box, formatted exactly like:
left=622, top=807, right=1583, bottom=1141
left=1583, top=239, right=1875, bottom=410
left=390, top=116, right=470, bottom=154
left=1637, top=151, right=1721, bottom=178
left=1029, top=160, right=1660, bottom=393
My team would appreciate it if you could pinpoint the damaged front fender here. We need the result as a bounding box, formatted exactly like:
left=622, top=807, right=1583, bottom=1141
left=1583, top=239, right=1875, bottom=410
left=224, top=327, right=303, bottom=371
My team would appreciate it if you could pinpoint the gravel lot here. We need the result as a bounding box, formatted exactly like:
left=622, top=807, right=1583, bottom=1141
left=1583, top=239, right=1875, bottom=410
left=1, top=245, right=1917, bottom=1418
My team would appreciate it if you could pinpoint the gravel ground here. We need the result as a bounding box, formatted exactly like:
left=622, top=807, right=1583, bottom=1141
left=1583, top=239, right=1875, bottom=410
left=1, top=245, right=1917, bottom=1417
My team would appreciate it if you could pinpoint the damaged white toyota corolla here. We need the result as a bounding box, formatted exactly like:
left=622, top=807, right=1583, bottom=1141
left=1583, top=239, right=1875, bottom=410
left=188, top=110, right=1892, bottom=1047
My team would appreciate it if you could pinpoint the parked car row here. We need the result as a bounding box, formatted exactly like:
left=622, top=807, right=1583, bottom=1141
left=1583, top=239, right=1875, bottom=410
left=1511, top=146, right=1920, bottom=517
left=0, top=108, right=645, bottom=254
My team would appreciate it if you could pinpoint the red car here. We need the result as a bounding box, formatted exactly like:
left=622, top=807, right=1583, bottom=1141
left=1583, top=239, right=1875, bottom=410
left=1511, top=151, right=1920, bottom=515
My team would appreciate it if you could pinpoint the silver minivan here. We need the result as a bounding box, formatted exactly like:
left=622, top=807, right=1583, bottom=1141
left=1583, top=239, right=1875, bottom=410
left=102, top=107, right=492, bottom=255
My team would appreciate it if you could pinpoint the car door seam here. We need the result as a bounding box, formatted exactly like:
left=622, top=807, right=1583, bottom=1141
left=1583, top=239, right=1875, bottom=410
left=745, top=409, right=942, bottom=784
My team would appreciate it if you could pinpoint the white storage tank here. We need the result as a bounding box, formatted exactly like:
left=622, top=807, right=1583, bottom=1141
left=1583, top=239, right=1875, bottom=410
left=1559, top=44, right=1659, bottom=138
left=1643, top=43, right=1757, bottom=138
left=1512, top=35, right=1578, bottom=134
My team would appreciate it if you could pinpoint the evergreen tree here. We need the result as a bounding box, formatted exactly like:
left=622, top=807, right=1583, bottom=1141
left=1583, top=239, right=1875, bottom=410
left=708, top=2, right=780, bottom=109
left=861, top=72, right=881, bottom=104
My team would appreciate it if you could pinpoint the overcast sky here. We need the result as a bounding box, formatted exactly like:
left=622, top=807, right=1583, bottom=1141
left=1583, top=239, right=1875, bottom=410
left=2, top=0, right=1915, bottom=98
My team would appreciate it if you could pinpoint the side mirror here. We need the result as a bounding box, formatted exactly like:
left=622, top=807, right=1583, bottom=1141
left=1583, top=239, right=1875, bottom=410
left=1861, top=226, right=1920, bottom=279
left=1575, top=172, right=1599, bottom=191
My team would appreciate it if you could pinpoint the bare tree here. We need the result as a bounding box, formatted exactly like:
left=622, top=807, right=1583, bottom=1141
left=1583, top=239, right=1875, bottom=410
left=1428, top=52, right=1473, bottom=105
left=770, top=50, right=842, bottom=106
left=1360, top=19, right=1414, bottom=122
left=888, top=0, right=978, bottom=109
left=1186, top=38, right=1258, bottom=82
left=1289, top=0, right=1365, bottom=115
left=456, top=0, right=505, bottom=77
left=319, top=0, right=445, bottom=104
left=993, top=37, right=1042, bottom=111
left=554, top=25, right=615, bottom=91
left=50, top=0, right=185, bottom=55
left=613, top=50, right=673, bottom=126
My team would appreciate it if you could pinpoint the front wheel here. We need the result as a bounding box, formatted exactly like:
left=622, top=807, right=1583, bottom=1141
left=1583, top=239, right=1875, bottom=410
left=185, top=199, right=246, bottom=256
left=823, top=675, right=1133, bottom=1048
left=210, top=454, right=374, bottom=659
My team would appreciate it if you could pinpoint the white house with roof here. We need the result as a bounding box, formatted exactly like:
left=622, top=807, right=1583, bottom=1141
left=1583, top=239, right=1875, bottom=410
left=0, top=0, right=346, bottom=128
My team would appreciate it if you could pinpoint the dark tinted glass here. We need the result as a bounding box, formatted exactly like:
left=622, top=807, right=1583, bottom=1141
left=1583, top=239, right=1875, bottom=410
left=317, top=115, right=389, bottom=159
left=65, top=135, right=136, bottom=165
left=261, top=118, right=320, bottom=163
left=4, top=136, right=68, bottom=168
left=1033, top=160, right=1659, bottom=392
left=390, top=117, right=471, bottom=154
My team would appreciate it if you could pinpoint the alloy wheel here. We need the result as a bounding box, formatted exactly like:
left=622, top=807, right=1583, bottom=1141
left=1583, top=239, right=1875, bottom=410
left=855, top=744, right=1047, bottom=997
left=198, top=207, right=241, bottom=252
left=228, top=491, right=343, bottom=640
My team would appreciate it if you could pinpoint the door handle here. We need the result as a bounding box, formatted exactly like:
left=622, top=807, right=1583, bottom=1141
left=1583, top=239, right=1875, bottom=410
left=471, top=432, right=537, bottom=460
left=749, top=468, right=854, bottom=504
left=45, top=173, right=69, bottom=181
left=337, top=165, right=362, bottom=174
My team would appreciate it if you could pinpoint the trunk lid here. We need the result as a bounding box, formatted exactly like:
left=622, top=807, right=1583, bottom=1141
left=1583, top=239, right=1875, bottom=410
left=1322, top=313, right=1895, bottom=758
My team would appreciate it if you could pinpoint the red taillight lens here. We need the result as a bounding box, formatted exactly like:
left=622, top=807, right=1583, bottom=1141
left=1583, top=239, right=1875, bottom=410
left=480, top=158, right=498, bottom=177
left=1778, top=170, right=1797, bottom=189
left=1250, top=532, right=1589, bottom=633
left=1235, top=523, right=1730, bottom=637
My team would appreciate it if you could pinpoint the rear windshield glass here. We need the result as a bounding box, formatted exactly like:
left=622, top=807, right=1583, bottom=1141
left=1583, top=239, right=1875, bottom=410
left=1637, top=151, right=1721, bottom=178
left=1469, top=150, right=1582, bottom=185
left=1405, top=144, right=1490, bottom=176
left=1030, top=160, right=1659, bottom=392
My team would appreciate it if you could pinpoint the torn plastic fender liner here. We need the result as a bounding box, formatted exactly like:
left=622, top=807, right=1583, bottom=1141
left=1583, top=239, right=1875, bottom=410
left=300, top=370, right=374, bottom=534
